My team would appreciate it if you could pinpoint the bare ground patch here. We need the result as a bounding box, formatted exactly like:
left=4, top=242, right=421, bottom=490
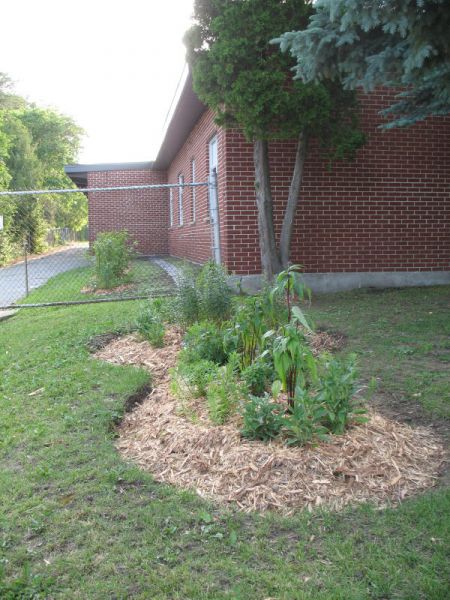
left=95, top=330, right=446, bottom=514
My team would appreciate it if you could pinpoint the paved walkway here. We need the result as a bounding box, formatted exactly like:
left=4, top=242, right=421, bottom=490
left=151, top=258, right=184, bottom=287
left=0, top=244, right=90, bottom=307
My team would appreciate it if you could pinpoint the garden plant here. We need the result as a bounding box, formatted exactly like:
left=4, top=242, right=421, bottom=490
left=93, top=230, right=135, bottom=290
left=160, top=262, right=369, bottom=446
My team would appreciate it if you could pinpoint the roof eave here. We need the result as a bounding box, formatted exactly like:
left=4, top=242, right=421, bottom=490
left=153, top=72, right=207, bottom=170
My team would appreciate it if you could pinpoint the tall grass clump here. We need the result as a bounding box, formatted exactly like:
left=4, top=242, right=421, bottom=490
left=196, top=261, right=232, bottom=322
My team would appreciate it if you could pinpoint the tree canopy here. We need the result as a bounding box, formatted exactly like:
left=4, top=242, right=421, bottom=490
left=275, top=0, right=450, bottom=128
left=0, top=73, right=86, bottom=262
left=185, top=0, right=365, bottom=278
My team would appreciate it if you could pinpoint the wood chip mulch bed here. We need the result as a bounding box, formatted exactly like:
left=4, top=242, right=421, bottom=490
left=81, top=283, right=135, bottom=296
left=95, top=329, right=446, bottom=514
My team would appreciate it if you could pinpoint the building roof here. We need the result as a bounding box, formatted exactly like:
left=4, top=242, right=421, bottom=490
left=153, top=71, right=206, bottom=169
left=64, top=162, right=155, bottom=187
left=65, top=72, right=207, bottom=187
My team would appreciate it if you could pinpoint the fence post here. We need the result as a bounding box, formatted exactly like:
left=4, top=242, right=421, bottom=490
left=209, top=168, right=221, bottom=264
left=23, top=238, right=29, bottom=297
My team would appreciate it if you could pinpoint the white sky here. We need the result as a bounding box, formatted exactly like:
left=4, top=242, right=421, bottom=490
left=1, top=0, right=194, bottom=164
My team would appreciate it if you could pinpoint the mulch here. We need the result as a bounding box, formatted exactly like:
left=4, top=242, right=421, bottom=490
left=94, top=329, right=446, bottom=514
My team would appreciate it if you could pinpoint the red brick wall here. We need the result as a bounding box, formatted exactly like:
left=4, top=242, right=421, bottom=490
left=87, top=169, right=168, bottom=255
left=85, top=89, right=449, bottom=275
left=167, top=110, right=227, bottom=264
left=223, top=90, right=450, bottom=275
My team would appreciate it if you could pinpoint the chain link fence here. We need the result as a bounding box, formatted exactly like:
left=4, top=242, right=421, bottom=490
left=0, top=179, right=214, bottom=309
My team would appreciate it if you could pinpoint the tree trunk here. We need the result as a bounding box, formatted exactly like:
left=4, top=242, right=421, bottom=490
left=279, top=133, right=308, bottom=267
left=253, top=139, right=282, bottom=281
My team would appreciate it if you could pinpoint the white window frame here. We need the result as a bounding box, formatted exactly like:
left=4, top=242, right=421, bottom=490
left=191, top=159, right=196, bottom=223
left=169, top=188, right=174, bottom=227
left=178, top=173, right=184, bottom=226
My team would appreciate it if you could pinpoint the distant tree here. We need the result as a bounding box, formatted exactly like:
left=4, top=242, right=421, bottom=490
left=0, top=74, right=86, bottom=262
left=1, top=114, right=46, bottom=253
left=0, top=113, right=11, bottom=189
left=185, top=0, right=364, bottom=279
left=275, top=0, right=450, bottom=128
left=17, top=108, right=87, bottom=231
left=0, top=73, right=26, bottom=110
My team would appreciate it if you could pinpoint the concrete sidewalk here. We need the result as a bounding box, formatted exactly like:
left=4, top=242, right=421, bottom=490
left=0, top=245, right=90, bottom=307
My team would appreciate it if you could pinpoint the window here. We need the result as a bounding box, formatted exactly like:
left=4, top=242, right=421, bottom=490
left=178, top=174, right=184, bottom=226
left=191, top=159, right=196, bottom=222
left=169, top=188, right=174, bottom=227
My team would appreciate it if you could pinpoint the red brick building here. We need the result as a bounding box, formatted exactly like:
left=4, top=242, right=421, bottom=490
left=66, top=74, right=450, bottom=292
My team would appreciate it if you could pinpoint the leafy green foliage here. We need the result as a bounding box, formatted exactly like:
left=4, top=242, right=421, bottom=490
left=185, top=0, right=363, bottom=149
left=282, top=388, right=329, bottom=446
left=196, top=261, right=232, bottom=322
left=0, top=75, right=86, bottom=265
left=271, top=324, right=317, bottom=407
left=225, top=299, right=267, bottom=368
left=172, top=261, right=231, bottom=328
left=181, top=321, right=227, bottom=365
left=241, top=394, right=284, bottom=441
left=206, top=353, right=242, bottom=424
left=241, top=357, right=274, bottom=397
left=171, top=360, right=219, bottom=399
left=136, top=304, right=165, bottom=347
left=93, top=231, right=134, bottom=290
left=175, top=272, right=200, bottom=327
left=270, top=264, right=312, bottom=328
left=276, top=0, right=450, bottom=128
left=317, top=353, right=368, bottom=434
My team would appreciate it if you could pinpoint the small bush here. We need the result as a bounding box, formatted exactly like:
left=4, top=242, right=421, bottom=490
left=241, top=357, right=274, bottom=396
left=136, top=304, right=165, bottom=347
left=175, top=272, right=200, bottom=327
left=317, top=353, right=367, bottom=434
left=197, top=261, right=232, bottom=322
left=282, top=388, right=328, bottom=446
left=241, top=394, right=284, bottom=441
left=225, top=298, right=268, bottom=368
left=93, top=230, right=134, bottom=289
left=181, top=321, right=227, bottom=365
left=206, top=353, right=242, bottom=424
left=271, top=323, right=317, bottom=407
left=171, top=360, right=219, bottom=399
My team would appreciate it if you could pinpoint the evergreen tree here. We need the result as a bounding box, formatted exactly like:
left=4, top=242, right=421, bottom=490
left=275, top=0, right=450, bottom=128
left=185, top=0, right=364, bottom=279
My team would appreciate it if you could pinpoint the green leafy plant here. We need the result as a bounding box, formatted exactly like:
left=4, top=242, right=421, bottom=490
left=196, top=261, right=232, bottom=322
left=271, top=323, right=317, bottom=408
left=206, top=353, right=242, bottom=424
left=241, top=357, right=274, bottom=396
left=270, top=264, right=312, bottom=329
left=171, top=360, right=219, bottom=399
left=282, top=387, right=328, bottom=446
left=317, top=353, right=367, bottom=434
left=259, top=283, right=288, bottom=329
left=225, top=301, right=263, bottom=368
left=174, top=269, right=200, bottom=327
left=93, top=230, right=134, bottom=289
left=181, top=321, right=227, bottom=365
left=241, top=393, right=284, bottom=441
left=136, top=304, right=165, bottom=347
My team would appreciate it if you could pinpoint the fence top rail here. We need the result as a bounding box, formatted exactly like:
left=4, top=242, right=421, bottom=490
left=0, top=181, right=211, bottom=197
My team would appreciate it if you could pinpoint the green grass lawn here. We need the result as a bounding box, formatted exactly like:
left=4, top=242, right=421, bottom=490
left=1, top=286, right=449, bottom=599
left=18, top=259, right=175, bottom=305
left=306, top=286, right=450, bottom=423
